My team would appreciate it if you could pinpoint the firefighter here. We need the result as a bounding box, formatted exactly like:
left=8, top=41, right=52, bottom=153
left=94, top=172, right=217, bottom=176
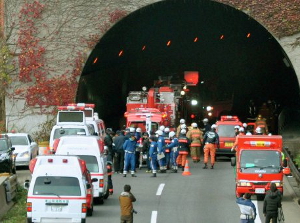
left=255, top=127, right=264, bottom=135
left=166, top=131, right=179, bottom=173
left=163, top=127, right=171, bottom=169
left=234, top=125, right=240, bottom=136
left=231, top=127, right=245, bottom=152
left=177, top=129, right=190, bottom=171
left=123, top=134, right=137, bottom=177
left=202, top=118, right=211, bottom=135
left=255, top=114, right=268, bottom=134
left=203, top=124, right=220, bottom=169
left=176, top=119, right=185, bottom=136
left=149, top=136, right=158, bottom=177
left=187, top=122, right=203, bottom=163
left=156, top=130, right=166, bottom=173
left=107, top=161, right=114, bottom=195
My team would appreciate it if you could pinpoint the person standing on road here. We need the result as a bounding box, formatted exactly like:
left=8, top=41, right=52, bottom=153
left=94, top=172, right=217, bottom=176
left=104, top=128, right=114, bottom=162
left=149, top=136, right=158, bottom=177
left=156, top=130, right=166, bottom=173
left=202, top=118, right=211, bottom=135
left=177, top=129, right=190, bottom=171
left=187, top=122, right=203, bottom=163
left=141, top=132, right=151, bottom=173
left=236, top=193, right=257, bottom=223
left=202, top=124, right=219, bottom=169
left=166, top=131, right=179, bottom=173
left=113, top=130, right=126, bottom=174
left=119, top=184, right=136, bottom=223
left=163, top=127, right=171, bottom=170
left=123, top=134, right=137, bottom=177
left=263, top=183, right=282, bottom=223
left=176, top=119, right=185, bottom=137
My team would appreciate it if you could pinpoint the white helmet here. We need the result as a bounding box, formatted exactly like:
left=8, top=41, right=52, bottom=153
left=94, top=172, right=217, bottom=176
left=246, top=132, right=252, bottom=135
left=243, top=123, right=247, bottom=128
left=164, top=127, right=170, bottom=133
left=211, top=124, right=217, bottom=129
left=234, top=125, right=240, bottom=129
left=239, top=127, right=244, bottom=132
left=136, top=127, right=141, bottom=133
left=203, top=118, right=208, bottom=123
left=191, top=123, right=198, bottom=128
left=180, top=119, right=185, bottom=124
left=129, top=127, right=135, bottom=133
left=180, top=129, right=186, bottom=134
left=169, top=131, right=176, bottom=138
left=159, top=125, right=165, bottom=131
left=255, top=127, right=262, bottom=134
left=181, top=124, right=187, bottom=129
left=268, top=133, right=272, bottom=136
left=155, top=130, right=163, bottom=136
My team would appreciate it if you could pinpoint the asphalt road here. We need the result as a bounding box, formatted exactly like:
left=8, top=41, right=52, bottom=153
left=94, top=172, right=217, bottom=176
left=17, top=157, right=300, bottom=223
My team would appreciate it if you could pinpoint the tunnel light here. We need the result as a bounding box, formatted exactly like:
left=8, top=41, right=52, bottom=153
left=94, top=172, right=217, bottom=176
left=142, top=45, right=146, bottom=51
left=247, top=33, right=251, bottom=38
left=208, top=112, right=212, bottom=116
left=194, top=37, right=198, bottom=42
left=191, top=100, right=198, bottom=106
left=118, top=50, right=123, bottom=57
left=93, top=57, right=98, bottom=64
left=180, top=90, right=185, bottom=96
left=167, top=40, right=171, bottom=46
left=220, top=35, right=224, bottom=40
left=206, top=106, right=213, bottom=111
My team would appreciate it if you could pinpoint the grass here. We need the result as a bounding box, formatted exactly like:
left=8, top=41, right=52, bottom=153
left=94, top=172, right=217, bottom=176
left=294, top=153, right=300, bottom=167
left=1, top=186, right=27, bottom=223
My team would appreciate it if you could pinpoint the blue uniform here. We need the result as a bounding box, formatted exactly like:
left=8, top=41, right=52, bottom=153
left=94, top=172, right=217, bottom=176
left=123, top=138, right=137, bottom=175
left=166, top=138, right=179, bottom=169
left=157, top=135, right=166, bottom=170
left=149, top=141, right=158, bottom=173
left=236, top=197, right=257, bottom=223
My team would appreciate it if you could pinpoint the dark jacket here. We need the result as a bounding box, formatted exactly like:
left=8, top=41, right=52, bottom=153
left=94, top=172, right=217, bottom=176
left=203, top=130, right=219, bottom=147
left=263, top=191, right=282, bottom=214
left=113, top=134, right=126, bottom=151
left=178, top=134, right=190, bottom=152
left=142, top=137, right=150, bottom=153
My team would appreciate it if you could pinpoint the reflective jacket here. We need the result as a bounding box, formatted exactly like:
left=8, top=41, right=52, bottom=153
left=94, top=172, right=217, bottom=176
left=178, top=135, right=190, bottom=154
left=187, top=128, right=203, bottom=147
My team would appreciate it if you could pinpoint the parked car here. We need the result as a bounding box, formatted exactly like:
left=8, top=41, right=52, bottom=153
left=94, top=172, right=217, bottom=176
left=0, top=134, right=16, bottom=174
left=6, top=133, right=39, bottom=167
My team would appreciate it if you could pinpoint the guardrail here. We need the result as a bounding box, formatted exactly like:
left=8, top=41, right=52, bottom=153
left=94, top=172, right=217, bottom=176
left=0, top=174, right=18, bottom=218
left=283, top=147, right=300, bottom=185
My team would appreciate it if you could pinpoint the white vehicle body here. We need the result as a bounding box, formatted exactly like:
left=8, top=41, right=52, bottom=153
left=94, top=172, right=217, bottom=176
left=26, top=156, right=88, bottom=223
left=55, top=135, right=109, bottom=202
left=7, top=133, right=38, bottom=167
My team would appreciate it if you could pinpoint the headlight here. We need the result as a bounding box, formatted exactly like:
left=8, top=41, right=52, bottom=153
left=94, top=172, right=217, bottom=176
left=0, top=153, right=9, bottom=161
left=237, top=181, right=251, bottom=186
left=273, top=182, right=283, bottom=187
left=19, top=151, right=30, bottom=158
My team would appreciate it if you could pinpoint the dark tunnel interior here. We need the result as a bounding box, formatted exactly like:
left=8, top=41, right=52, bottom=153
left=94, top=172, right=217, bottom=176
left=76, top=0, right=300, bottom=130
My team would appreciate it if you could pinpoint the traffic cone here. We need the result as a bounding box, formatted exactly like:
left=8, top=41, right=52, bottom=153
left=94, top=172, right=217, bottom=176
left=182, top=160, right=191, bottom=176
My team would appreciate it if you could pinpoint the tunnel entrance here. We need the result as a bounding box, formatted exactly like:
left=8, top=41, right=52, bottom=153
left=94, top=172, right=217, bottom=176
left=77, top=0, right=299, bottom=130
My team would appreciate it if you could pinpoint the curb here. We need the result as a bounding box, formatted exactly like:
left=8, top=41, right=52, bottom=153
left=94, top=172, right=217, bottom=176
left=283, top=175, right=300, bottom=208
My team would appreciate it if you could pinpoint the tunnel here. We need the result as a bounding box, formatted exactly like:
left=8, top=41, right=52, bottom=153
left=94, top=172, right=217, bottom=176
left=76, top=0, right=300, bottom=131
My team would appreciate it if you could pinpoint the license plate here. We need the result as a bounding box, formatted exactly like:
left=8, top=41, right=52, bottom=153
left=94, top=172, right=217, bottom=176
left=51, top=206, right=62, bottom=212
left=255, top=188, right=265, bottom=194
left=225, top=142, right=233, bottom=147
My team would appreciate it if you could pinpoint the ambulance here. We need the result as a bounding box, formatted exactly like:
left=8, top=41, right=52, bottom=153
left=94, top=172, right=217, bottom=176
left=215, top=116, right=242, bottom=157
left=231, top=135, right=290, bottom=198
left=54, top=135, right=109, bottom=204
left=25, top=155, right=96, bottom=223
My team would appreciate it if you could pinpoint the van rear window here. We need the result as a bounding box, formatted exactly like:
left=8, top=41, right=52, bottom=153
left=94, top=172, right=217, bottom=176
left=217, top=125, right=235, bottom=137
left=33, top=176, right=81, bottom=196
left=77, top=155, right=99, bottom=173
left=54, top=128, right=86, bottom=140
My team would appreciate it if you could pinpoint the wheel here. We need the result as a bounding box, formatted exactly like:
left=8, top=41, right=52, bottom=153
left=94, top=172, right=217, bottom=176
left=81, top=219, right=86, bottom=223
left=103, top=186, right=109, bottom=199
left=87, top=205, right=93, bottom=216
left=27, top=218, right=32, bottom=223
left=94, top=196, right=104, bottom=205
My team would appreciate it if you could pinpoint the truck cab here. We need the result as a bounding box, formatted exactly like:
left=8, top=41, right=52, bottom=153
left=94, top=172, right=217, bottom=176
left=216, top=116, right=242, bottom=157
left=231, top=135, right=290, bottom=198
left=26, top=155, right=96, bottom=223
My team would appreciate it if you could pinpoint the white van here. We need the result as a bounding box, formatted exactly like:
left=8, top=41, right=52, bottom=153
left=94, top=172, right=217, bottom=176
left=25, top=155, right=94, bottom=223
left=55, top=135, right=109, bottom=204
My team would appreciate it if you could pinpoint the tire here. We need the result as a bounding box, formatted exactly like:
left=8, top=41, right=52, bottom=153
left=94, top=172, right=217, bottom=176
left=27, top=218, right=32, bottom=223
left=94, top=196, right=104, bottom=205
left=87, top=205, right=93, bottom=216
left=103, top=186, right=110, bottom=199
left=81, top=219, right=86, bottom=223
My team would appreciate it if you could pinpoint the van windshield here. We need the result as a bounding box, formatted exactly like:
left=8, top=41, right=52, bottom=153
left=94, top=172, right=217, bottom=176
left=77, top=155, right=99, bottom=173
left=217, top=125, right=235, bottom=137
left=53, top=128, right=86, bottom=140
left=33, top=176, right=81, bottom=196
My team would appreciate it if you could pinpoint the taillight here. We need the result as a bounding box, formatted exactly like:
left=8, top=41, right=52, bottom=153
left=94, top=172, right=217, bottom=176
left=27, top=202, right=32, bottom=212
left=82, top=203, right=87, bottom=213
left=99, top=179, right=104, bottom=188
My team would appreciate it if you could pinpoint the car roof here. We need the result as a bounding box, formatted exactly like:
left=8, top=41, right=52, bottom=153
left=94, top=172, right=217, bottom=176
left=6, top=133, right=29, bottom=137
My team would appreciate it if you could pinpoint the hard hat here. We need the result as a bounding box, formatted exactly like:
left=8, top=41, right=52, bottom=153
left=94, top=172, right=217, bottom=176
left=180, top=124, right=187, bottom=129
left=258, top=114, right=262, bottom=119
left=164, top=127, right=170, bottom=133
left=180, top=129, right=186, bottom=134
left=243, top=123, right=247, bottom=128
left=211, top=124, right=217, bottom=129
left=255, top=127, right=262, bottom=133
left=159, top=125, right=165, bottom=131
left=234, top=125, right=240, bottom=129
left=180, top=119, right=185, bottom=124
left=268, top=133, right=272, bottom=136
left=169, top=131, right=176, bottom=138
left=246, top=132, right=252, bottom=135
left=129, top=127, right=135, bottom=133
left=136, top=127, right=141, bottom=133
left=239, top=127, right=244, bottom=132
left=191, top=123, right=198, bottom=128
left=203, top=118, right=208, bottom=123
left=155, top=130, right=163, bottom=136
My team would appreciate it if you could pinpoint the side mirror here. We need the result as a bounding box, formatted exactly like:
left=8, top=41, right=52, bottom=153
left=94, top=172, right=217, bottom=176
left=10, top=147, right=15, bottom=151
left=91, top=178, right=98, bottom=183
left=31, top=142, right=37, bottom=146
left=24, top=180, right=30, bottom=190
left=231, top=157, right=236, bottom=166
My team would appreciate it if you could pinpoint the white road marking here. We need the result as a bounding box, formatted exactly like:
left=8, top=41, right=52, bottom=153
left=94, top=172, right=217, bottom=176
left=253, top=200, right=262, bottom=223
left=151, top=211, right=158, bottom=223
left=156, top=183, right=165, bottom=196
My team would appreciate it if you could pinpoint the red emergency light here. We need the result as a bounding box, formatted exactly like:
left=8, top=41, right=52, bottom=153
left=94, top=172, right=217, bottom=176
left=78, top=159, right=87, bottom=174
left=57, top=106, right=85, bottom=111
left=184, top=71, right=199, bottom=86
left=62, top=159, right=68, bottom=163
left=48, top=158, right=53, bottom=163
left=29, top=158, right=37, bottom=174
left=68, top=103, right=95, bottom=109
left=220, top=116, right=239, bottom=121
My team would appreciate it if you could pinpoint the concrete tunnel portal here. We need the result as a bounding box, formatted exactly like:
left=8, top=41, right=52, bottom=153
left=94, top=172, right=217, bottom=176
left=76, top=0, right=300, bottom=130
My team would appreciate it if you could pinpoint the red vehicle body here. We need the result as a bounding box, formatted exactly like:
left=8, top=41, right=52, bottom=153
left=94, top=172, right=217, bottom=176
left=232, top=135, right=289, bottom=198
left=216, top=116, right=242, bottom=156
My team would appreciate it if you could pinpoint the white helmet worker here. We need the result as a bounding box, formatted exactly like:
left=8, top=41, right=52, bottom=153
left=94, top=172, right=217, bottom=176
left=234, top=125, right=240, bottom=130
left=159, top=125, right=165, bottom=131
left=155, top=130, right=163, bottom=136
left=211, top=124, right=217, bottom=129
left=136, top=127, right=141, bottom=133
left=169, top=131, right=176, bottom=138
left=180, top=129, right=187, bottom=134
left=203, top=118, right=208, bottom=123
left=255, top=127, right=262, bottom=134
left=239, top=127, right=244, bottom=132
left=180, top=124, right=187, bottom=129
left=164, top=127, right=170, bottom=133
left=180, top=119, right=185, bottom=124
left=243, top=123, right=247, bottom=128
left=129, top=127, right=135, bottom=133
left=246, top=132, right=252, bottom=135
left=191, top=123, right=198, bottom=128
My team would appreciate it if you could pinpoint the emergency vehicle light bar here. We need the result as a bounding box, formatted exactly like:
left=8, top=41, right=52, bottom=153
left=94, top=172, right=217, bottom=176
left=244, top=141, right=274, bottom=147
left=57, top=106, right=85, bottom=111
left=220, top=116, right=239, bottom=121
left=68, top=103, right=95, bottom=109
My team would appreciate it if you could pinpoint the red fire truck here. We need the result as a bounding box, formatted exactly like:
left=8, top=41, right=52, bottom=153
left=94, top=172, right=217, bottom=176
left=231, top=135, right=290, bottom=198
left=215, top=116, right=242, bottom=157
